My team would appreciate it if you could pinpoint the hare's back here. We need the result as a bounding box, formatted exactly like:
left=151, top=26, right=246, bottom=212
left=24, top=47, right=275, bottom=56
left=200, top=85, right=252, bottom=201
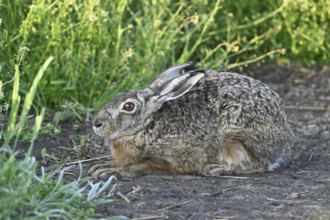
left=204, top=71, right=283, bottom=108
left=201, top=71, right=286, bottom=126
left=159, top=70, right=286, bottom=131
left=206, top=71, right=281, bottom=101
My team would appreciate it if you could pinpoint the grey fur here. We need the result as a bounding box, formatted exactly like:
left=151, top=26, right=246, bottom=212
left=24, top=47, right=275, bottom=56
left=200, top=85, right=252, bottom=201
left=91, top=62, right=290, bottom=178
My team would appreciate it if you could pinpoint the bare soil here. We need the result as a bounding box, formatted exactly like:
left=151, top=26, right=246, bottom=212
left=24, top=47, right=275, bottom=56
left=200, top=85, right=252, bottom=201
left=14, top=64, right=330, bottom=219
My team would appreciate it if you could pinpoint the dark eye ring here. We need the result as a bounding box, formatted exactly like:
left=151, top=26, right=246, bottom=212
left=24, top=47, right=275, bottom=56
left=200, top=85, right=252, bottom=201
left=123, top=102, right=135, bottom=111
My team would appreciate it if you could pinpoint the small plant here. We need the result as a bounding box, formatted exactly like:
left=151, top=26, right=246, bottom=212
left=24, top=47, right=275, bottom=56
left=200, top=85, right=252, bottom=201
left=41, top=147, right=46, bottom=161
left=0, top=150, right=117, bottom=219
left=70, top=134, right=87, bottom=158
left=40, top=123, right=61, bottom=135
left=72, top=120, right=80, bottom=131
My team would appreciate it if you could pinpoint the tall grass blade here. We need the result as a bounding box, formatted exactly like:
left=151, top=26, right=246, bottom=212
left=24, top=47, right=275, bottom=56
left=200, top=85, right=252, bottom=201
left=28, top=107, right=46, bottom=155
left=5, top=65, right=21, bottom=146
left=12, top=56, right=54, bottom=148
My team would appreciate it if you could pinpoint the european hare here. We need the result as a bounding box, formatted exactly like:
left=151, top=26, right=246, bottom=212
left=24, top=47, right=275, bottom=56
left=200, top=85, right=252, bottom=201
left=90, top=62, right=289, bottom=179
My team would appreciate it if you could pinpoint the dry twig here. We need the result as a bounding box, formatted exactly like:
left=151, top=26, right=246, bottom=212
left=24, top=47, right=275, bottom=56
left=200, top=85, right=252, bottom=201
left=127, top=186, right=142, bottom=195
left=44, top=153, right=60, bottom=161
left=211, top=216, right=237, bottom=219
left=266, top=198, right=294, bottom=206
left=106, top=183, right=117, bottom=198
left=159, top=200, right=191, bottom=211
left=308, top=150, right=316, bottom=162
left=117, top=191, right=130, bottom=203
left=87, top=179, right=94, bottom=187
left=59, top=146, right=76, bottom=151
left=65, top=156, right=112, bottom=165
left=220, top=176, right=249, bottom=179
left=132, top=216, right=168, bottom=220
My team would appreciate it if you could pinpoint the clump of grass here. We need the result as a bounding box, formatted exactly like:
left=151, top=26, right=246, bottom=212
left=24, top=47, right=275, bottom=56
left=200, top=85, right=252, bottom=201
left=0, top=57, right=120, bottom=219
left=4, top=56, right=52, bottom=148
left=0, top=150, right=117, bottom=219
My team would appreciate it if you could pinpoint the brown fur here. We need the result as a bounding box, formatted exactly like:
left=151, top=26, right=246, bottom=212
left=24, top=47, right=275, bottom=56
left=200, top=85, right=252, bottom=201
left=111, top=136, right=141, bottom=166
left=111, top=135, right=172, bottom=173
left=134, top=160, right=172, bottom=173
left=221, top=140, right=253, bottom=166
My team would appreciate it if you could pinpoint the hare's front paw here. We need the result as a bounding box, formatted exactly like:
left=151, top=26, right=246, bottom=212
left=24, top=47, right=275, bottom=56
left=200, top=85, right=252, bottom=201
left=88, top=162, right=137, bottom=180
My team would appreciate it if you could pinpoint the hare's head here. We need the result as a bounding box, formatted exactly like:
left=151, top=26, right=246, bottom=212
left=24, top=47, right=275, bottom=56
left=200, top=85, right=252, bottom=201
left=93, top=62, right=205, bottom=141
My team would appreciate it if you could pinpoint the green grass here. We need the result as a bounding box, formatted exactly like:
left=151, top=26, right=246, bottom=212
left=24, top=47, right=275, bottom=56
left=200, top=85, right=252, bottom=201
left=1, top=0, right=327, bottom=111
left=0, top=58, right=121, bottom=219
left=0, top=150, right=118, bottom=219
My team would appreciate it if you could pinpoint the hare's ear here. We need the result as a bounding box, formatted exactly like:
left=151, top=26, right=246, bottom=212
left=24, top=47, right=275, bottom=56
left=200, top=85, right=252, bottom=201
left=155, top=70, right=205, bottom=101
left=148, top=62, right=197, bottom=91
left=142, top=69, right=204, bottom=111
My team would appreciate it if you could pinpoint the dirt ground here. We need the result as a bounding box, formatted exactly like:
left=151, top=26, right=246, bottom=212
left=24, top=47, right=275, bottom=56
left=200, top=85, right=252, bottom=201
left=14, top=63, right=330, bottom=219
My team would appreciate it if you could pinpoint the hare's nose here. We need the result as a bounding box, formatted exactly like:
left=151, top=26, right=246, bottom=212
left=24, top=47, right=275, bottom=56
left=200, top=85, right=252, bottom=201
left=93, top=119, right=103, bottom=128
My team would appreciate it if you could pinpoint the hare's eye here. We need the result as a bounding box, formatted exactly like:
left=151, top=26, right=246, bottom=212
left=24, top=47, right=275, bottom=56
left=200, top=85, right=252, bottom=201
left=123, top=102, right=135, bottom=111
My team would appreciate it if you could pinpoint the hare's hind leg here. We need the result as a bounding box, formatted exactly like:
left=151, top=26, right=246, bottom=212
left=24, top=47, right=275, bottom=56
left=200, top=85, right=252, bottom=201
left=201, top=139, right=267, bottom=176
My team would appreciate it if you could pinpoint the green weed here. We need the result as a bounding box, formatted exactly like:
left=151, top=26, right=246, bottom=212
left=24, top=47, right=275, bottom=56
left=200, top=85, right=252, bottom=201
left=0, top=150, right=118, bottom=219
left=40, top=122, right=61, bottom=135
left=4, top=56, right=53, bottom=148
left=70, top=134, right=87, bottom=158
left=0, top=57, right=120, bottom=219
left=3, top=0, right=324, bottom=110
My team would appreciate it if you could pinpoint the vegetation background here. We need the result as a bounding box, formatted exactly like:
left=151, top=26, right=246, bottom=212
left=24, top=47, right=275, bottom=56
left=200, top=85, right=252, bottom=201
left=0, top=0, right=329, bottom=219
left=1, top=0, right=329, bottom=110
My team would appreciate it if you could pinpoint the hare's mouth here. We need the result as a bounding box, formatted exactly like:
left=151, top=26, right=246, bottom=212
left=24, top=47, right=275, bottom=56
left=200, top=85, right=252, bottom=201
left=93, top=126, right=102, bottom=136
left=93, top=124, right=118, bottom=140
left=93, top=124, right=109, bottom=137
